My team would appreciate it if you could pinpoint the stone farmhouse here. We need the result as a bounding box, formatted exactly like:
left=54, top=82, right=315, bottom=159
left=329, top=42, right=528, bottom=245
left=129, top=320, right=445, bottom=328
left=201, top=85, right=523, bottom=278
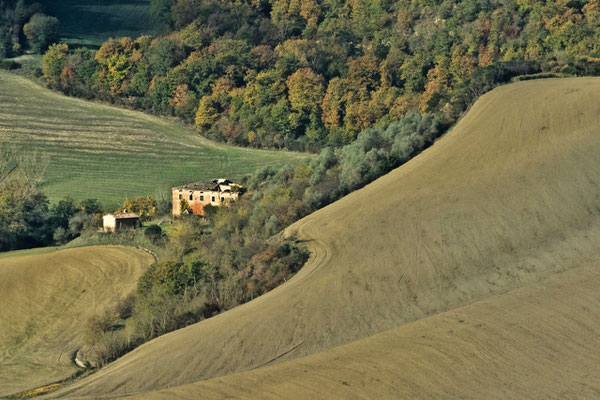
left=103, top=212, right=139, bottom=232
left=172, top=178, right=244, bottom=217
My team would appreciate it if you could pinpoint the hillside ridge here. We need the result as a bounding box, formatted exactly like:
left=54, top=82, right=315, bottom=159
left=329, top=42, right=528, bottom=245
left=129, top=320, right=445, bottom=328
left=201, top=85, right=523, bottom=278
left=0, top=246, right=154, bottom=397
left=47, top=77, right=600, bottom=398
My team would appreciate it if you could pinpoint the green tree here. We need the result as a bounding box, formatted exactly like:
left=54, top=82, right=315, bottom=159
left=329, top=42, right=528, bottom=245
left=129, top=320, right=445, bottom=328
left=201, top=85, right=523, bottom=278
left=23, top=13, right=59, bottom=53
left=0, top=25, right=12, bottom=59
left=286, top=67, right=324, bottom=113
left=119, top=196, right=158, bottom=222
left=150, top=0, right=175, bottom=32
left=0, top=179, right=52, bottom=251
left=42, top=43, right=69, bottom=88
left=80, top=198, right=103, bottom=214
left=95, top=37, right=137, bottom=94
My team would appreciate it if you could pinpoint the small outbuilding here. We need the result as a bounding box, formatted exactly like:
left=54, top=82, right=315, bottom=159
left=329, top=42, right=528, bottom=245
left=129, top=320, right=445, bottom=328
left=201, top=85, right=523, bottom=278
left=103, top=212, right=139, bottom=232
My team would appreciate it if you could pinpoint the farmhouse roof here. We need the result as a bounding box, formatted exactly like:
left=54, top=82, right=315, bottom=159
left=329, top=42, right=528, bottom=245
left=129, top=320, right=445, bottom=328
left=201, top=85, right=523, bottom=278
left=173, top=181, right=219, bottom=191
left=173, top=178, right=241, bottom=192
left=107, top=212, right=139, bottom=219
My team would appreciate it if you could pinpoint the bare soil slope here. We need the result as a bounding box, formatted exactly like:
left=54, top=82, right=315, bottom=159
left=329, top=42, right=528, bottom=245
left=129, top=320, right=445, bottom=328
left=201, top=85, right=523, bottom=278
left=50, top=77, right=600, bottom=398
left=137, top=267, right=600, bottom=399
left=0, top=246, right=154, bottom=397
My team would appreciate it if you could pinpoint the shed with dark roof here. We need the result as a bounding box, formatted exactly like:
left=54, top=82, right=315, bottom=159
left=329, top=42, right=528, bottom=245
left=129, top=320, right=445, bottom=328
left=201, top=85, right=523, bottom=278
left=103, top=212, right=140, bottom=232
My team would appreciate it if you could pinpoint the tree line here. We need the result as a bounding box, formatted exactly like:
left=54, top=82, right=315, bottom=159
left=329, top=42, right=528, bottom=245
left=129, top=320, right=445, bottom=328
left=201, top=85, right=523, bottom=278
left=39, top=0, right=600, bottom=151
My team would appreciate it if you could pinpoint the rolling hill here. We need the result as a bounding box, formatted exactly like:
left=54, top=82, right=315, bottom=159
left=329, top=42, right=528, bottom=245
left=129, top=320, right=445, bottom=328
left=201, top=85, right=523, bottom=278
left=0, top=71, right=305, bottom=209
left=135, top=267, right=600, bottom=399
left=0, top=246, right=154, bottom=398
left=47, top=77, right=600, bottom=398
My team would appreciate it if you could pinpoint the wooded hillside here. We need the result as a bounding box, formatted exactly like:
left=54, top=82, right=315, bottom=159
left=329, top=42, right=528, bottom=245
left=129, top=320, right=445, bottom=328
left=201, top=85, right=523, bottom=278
left=41, top=0, right=600, bottom=150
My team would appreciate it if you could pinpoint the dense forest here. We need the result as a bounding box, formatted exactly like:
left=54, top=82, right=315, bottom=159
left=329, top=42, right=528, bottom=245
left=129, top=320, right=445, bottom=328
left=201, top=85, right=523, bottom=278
left=37, top=0, right=600, bottom=150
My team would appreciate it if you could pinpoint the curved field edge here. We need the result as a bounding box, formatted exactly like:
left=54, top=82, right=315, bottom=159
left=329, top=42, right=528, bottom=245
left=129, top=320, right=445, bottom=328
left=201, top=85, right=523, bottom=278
left=132, top=266, right=600, bottom=399
left=0, top=70, right=308, bottom=208
left=0, top=246, right=60, bottom=259
left=0, top=246, right=154, bottom=397
left=47, top=77, right=600, bottom=398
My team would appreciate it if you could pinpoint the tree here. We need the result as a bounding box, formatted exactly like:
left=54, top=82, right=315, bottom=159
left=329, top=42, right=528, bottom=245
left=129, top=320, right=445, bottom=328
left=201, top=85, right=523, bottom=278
left=195, top=96, right=219, bottom=128
left=286, top=67, right=324, bottom=113
left=271, top=0, right=305, bottom=38
left=95, top=37, right=137, bottom=94
left=119, top=196, right=158, bottom=222
left=321, top=77, right=348, bottom=130
left=80, top=198, right=103, bottom=214
left=42, top=43, right=69, bottom=87
left=170, top=84, right=198, bottom=121
left=300, top=0, right=320, bottom=29
left=0, top=179, right=52, bottom=251
left=144, top=224, right=163, bottom=241
left=148, top=38, right=184, bottom=76
left=150, top=0, right=175, bottom=32
left=23, top=13, right=59, bottom=53
left=49, top=197, right=78, bottom=231
left=179, top=198, right=191, bottom=215
left=0, top=25, right=12, bottom=59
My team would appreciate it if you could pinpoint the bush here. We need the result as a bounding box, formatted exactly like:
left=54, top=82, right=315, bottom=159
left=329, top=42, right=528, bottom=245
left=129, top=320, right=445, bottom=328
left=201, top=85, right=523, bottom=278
left=115, top=293, right=136, bottom=319
left=80, top=198, right=103, bottom=214
left=144, top=224, right=163, bottom=240
left=83, top=309, right=119, bottom=345
left=0, top=60, right=19, bottom=70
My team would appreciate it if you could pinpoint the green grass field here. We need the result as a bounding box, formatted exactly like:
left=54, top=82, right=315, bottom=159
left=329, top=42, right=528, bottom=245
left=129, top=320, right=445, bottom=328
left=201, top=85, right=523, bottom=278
left=0, top=246, right=60, bottom=259
left=40, top=0, right=155, bottom=48
left=0, top=71, right=306, bottom=209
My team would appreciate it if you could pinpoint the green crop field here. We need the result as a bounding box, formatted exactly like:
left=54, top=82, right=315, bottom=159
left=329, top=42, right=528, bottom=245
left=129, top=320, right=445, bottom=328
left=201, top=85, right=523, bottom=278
left=0, top=71, right=306, bottom=209
left=40, top=0, right=155, bottom=48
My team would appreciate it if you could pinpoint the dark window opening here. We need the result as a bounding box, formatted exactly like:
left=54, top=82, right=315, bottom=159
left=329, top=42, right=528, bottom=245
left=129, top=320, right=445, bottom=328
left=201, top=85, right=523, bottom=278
left=211, top=196, right=215, bottom=202
left=221, top=197, right=225, bottom=202
left=189, top=193, right=193, bottom=201
left=178, top=194, right=182, bottom=200
left=200, top=195, right=204, bottom=201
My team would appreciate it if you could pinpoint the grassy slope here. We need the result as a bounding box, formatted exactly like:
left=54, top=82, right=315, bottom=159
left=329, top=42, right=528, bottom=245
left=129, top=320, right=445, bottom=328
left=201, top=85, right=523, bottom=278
left=48, top=77, right=600, bottom=398
left=40, top=0, right=154, bottom=48
left=0, top=246, right=154, bottom=397
left=0, top=71, right=306, bottom=209
left=0, top=246, right=59, bottom=259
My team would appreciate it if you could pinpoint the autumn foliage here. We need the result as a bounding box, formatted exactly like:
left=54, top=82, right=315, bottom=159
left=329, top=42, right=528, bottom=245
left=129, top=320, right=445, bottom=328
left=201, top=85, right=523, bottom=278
left=40, top=0, right=600, bottom=151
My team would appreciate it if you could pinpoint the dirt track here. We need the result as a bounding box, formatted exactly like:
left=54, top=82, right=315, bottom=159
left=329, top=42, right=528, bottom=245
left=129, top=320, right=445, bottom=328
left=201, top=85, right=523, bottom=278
left=0, top=246, right=153, bottom=397
left=47, top=78, right=600, bottom=398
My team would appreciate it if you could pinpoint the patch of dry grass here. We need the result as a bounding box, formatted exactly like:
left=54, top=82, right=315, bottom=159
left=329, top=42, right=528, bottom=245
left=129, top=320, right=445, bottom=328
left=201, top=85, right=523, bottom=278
left=0, top=246, right=154, bottom=397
